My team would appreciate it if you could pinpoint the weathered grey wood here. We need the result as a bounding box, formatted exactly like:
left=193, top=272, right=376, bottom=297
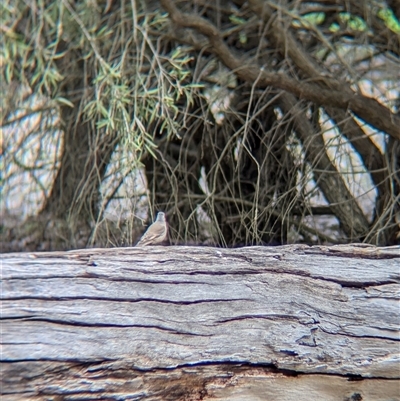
left=1, top=245, right=399, bottom=400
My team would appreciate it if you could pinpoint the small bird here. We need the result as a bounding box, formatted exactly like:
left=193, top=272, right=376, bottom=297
left=136, top=212, right=168, bottom=246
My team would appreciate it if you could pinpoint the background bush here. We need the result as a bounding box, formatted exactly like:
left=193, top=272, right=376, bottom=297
left=1, top=0, right=399, bottom=251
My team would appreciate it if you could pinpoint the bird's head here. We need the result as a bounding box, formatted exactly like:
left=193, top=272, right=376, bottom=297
left=156, top=212, right=166, bottom=222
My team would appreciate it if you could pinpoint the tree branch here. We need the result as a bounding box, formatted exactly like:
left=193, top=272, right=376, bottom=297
left=160, top=0, right=400, bottom=140
left=278, top=93, right=370, bottom=239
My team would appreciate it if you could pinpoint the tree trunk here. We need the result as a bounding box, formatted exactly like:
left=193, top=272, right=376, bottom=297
left=2, top=245, right=399, bottom=400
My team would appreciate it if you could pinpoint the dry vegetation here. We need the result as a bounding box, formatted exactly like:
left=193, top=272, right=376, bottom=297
left=1, top=0, right=399, bottom=251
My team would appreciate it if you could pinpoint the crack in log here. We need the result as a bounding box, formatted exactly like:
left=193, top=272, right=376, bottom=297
left=318, top=326, right=399, bottom=342
left=2, top=359, right=400, bottom=381
left=216, top=314, right=312, bottom=324
left=4, top=272, right=398, bottom=288
left=310, top=278, right=400, bottom=288
left=1, top=318, right=210, bottom=336
left=303, top=249, right=400, bottom=260
left=1, top=296, right=251, bottom=304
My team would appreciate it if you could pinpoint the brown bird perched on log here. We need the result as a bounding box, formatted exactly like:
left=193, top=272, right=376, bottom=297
left=136, top=212, right=168, bottom=246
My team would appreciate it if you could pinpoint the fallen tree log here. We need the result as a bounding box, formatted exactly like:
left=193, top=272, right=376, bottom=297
left=2, top=244, right=399, bottom=400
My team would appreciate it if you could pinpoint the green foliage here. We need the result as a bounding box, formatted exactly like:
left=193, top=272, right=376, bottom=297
left=2, top=0, right=202, bottom=160
left=2, top=0, right=399, bottom=250
left=378, top=8, right=400, bottom=33
left=330, top=12, right=368, bottom=32
left=302, top=12, right=325, bottom=26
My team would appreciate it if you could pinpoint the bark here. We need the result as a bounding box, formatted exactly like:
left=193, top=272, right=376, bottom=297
left=279, top=95, right=370, bottom=240
left=2, top=244, right=399, bottom=400
left=159, top=0, right=399, bottom=244
left=159, top=0, right=400, bottom=140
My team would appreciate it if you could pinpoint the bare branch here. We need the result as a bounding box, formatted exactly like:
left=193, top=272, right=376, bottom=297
left=160, top=0, right=400, bottom=140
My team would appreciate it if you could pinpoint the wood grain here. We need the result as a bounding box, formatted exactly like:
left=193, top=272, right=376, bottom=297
left=2, top=245, right=399, bottom=400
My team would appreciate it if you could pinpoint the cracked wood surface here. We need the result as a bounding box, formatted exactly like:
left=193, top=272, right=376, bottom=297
left=2, top=244, right=400, bottom=400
